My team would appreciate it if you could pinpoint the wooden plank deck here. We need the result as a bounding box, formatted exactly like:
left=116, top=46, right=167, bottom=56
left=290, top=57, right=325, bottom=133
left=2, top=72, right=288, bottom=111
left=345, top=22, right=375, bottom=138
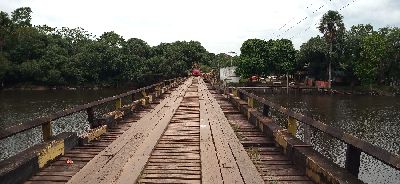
left=21, top=77, right=313, bottom=184
left=24, top=104, right=162, bottom=184
left=199, top=79, right=264, bottom=184
left=208, top=83, right=314, bottom=184
left=138, top=78, right=201, bottom=183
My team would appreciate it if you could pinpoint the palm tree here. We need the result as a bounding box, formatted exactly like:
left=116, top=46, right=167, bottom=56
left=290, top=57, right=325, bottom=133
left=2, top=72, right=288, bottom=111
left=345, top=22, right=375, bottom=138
left=318, top=10, right=345, bottom=88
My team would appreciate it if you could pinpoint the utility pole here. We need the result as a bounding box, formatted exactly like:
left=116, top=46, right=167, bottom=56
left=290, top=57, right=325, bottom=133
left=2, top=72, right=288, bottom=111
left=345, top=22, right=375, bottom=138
left=227, top=51, right=237, bottom=67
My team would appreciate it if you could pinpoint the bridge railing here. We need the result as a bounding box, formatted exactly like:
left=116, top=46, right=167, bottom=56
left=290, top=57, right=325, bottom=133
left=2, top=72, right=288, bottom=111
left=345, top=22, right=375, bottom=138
left=0, top=78, right=183, bottom=142
left=232, top=88, right=400, bottom=176
left=202, top=79, right=400, bottom=179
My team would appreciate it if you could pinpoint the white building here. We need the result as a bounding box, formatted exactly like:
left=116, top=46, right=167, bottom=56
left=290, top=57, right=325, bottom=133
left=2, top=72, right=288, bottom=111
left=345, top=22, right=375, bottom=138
left=220, top=66, right=240, bottom=83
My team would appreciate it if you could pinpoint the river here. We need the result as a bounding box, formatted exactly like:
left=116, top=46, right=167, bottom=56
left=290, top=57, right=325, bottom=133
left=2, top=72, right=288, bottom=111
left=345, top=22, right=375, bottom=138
left=0, top=89, right=127, bottom=162
left=0, top=90, right=399, bottom=183
left=255, top=92, right=400, bottom=184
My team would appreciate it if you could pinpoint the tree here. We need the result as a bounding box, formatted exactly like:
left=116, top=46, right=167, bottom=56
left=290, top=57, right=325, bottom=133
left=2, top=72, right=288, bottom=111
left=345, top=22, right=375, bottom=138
left=270, top=39, right=296, bottom=75
left=237, top=39, right=270, bottom=78
left=11, top=7, right=32, bottom=27
left=318, top=10, right=345, bottom=88
left=354, top=32, right=386, bottom=87
left=270, top=39, right=296, bottom=93
left=0, top=54, right=10, bottom=86
left=384, top=27, right=400, bottom=86
left=341, top=24, right=374, bottom=85
left=297, top=36, right=329, bottom=80
left=0, top=11, right=12, bottom=52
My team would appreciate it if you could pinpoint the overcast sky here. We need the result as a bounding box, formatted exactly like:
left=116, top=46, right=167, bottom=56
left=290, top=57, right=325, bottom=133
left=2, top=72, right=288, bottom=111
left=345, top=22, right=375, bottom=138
left=1, top=0, right=400, bottom=54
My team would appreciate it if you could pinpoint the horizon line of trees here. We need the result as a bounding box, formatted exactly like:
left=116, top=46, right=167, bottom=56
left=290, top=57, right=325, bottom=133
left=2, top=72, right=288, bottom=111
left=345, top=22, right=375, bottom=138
left=1, top=7, right=399, bottom=88
left=0, top=7, right=214, bottom=87
left=235, top=10, right=400, bottom=87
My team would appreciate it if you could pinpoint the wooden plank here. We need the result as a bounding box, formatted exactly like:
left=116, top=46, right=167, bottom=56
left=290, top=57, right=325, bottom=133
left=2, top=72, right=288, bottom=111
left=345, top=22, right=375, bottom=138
left=29, top=175, right=70, bottom=181
left=143, top=169, right=201, bottom=175
left=199, top=79, right=264, bottom=184
left=138, top=178, right=201, bottom=184
left=25, top=181, right=67, bottom=184
left=199, top=83, right=224, bottom=184
left=115, top=78, right=192, bottom=184
left=68, top=79, right=191, bottom=184
left=137, top=84, right=201, bottom=183
left=262, top=175, right=310, bottom=181
left=141, top=173, right=201, bottom=179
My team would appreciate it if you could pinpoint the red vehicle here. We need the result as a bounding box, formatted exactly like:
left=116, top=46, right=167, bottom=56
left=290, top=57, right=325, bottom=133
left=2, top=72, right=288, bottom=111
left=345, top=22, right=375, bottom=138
left=192, top=69, right=201, bottom=77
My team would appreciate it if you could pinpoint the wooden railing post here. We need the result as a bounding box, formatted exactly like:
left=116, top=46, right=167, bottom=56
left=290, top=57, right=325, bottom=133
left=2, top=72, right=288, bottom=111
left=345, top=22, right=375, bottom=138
left=248, top=96, right=254, bottom=108
left=303, top=124, right=311, bottom=144
left=262, top=104, right=270, bottom=117
left=42, top=121, right=52, bottom=141
left=233, top=88, right=238, bottom=97
left=154, top=85, right=159, bottom=97
left=131, top=94, right=135, bottom=102
left=115, top=98, right=122, bottom=110
left=87, top=107, right=96, bottom=129
left=287, top=116, right=298, bottom=136
left=345, top=144, right=361, bottom=177
left=141, top=89, right=148, bottom=106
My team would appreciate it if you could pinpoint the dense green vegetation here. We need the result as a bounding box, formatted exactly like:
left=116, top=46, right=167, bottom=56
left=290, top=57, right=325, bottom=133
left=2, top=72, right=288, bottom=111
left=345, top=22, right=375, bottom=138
left=237, top=10, right=400, bottom=88
left=0, top=8, right=399, bottom=89
left=236, top=38, right=296, bottom=78
left=0, top=7, right=212, bottom=87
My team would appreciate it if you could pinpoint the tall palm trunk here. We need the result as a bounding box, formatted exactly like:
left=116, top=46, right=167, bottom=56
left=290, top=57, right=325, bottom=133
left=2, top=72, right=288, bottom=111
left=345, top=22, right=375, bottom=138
left=328, top=42, right=333, bottom=89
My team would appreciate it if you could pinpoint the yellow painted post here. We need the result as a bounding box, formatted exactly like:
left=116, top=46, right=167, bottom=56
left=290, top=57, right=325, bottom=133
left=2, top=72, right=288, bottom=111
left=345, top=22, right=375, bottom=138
left=42, top=121, right=52, bottom=141
left=141, top=90, right=148, bottom=105
left=155, top=85, right=160, bottom=97
left=233, top=88, right=238, bottom=97
left=115, top=98, right=122, bottom=110
left=287, top=116, right=298, bottom=136
left=247, top=96, right=254, bottom=108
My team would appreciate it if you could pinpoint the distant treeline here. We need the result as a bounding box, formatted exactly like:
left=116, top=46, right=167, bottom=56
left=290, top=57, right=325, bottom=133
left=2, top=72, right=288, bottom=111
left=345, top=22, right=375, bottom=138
left=1, top=8, right=399, bottom=88
left=0, top=7, right=214, bottom=87
left=235, top=10, right=400, bottom=88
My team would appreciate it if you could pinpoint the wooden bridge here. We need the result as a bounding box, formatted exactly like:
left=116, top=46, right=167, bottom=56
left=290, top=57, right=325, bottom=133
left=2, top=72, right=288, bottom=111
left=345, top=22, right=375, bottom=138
left=0, top=77, right=399, bottom=184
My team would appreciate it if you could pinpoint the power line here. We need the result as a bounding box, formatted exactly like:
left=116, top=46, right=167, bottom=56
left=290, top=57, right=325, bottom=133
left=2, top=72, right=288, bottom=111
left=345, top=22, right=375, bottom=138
left=288, top=0, right=360, bottom=40
left=272, top=0, right=361, bottom=40
left=274, top=3, right=326, bottom=39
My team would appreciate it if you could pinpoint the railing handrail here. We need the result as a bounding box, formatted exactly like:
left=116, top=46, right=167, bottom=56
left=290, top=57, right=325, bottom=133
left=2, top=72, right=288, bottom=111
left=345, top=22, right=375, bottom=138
left=0, top=78, right=179, bottom=141
left=236, top=88, right=400, bottom=171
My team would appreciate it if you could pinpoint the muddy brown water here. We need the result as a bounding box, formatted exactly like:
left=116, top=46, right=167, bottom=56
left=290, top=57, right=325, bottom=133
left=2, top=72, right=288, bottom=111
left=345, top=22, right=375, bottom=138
left=0, top=89, right=399, bottom=183
left=254, top=92, right=400, bottom=184
left=0, top=89, right=127, bottom=162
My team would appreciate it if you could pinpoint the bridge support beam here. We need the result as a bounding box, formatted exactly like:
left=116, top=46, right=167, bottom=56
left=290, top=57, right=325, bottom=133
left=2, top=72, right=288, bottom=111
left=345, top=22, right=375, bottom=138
left=115, top=98, right=122, bottom=110
left=262, top=104, right=270, bottom=117
left=87, top=107, right=97, bottom=129
left=345, top=144, right=361, bottom=177
left=42, top=121, right=52, bottom=141
left=287, top=117, right=298, bottom=136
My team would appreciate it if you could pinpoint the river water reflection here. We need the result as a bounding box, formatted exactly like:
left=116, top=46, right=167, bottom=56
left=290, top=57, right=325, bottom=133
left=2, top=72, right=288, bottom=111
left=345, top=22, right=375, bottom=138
left=255, top=92, right=400, bottom=184
left=0, top=89, right=127, bottom=161
left=0, top=89, right=399, bottom=183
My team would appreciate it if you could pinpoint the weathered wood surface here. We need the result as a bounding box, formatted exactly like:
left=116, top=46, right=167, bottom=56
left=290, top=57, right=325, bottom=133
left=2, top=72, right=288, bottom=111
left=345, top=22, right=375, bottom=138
left=238, top=89, right=400, bottom=171
left=211, top=84, right=314, bottom=184
left=24, top=108, right=154, bottom=184
left=22, top=77, right=317, bottom=184
left=199, top=79, right=264, bottom=184
left=138, top=78, right=201, bottom=183
left=67, top=78, right=192, bottom=184
left=0, top=81, right=170, bottom=140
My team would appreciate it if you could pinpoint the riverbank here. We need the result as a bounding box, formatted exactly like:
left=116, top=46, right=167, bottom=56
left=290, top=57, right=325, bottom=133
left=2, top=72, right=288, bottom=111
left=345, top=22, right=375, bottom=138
left=228, top=81, right=400, bottom=96
left=0, top=83, right=138, bottom=91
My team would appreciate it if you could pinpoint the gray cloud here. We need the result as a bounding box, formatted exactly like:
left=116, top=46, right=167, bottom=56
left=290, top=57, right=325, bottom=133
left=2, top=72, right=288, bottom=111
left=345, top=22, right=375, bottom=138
left=0, top=0, right=399, bottom=53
